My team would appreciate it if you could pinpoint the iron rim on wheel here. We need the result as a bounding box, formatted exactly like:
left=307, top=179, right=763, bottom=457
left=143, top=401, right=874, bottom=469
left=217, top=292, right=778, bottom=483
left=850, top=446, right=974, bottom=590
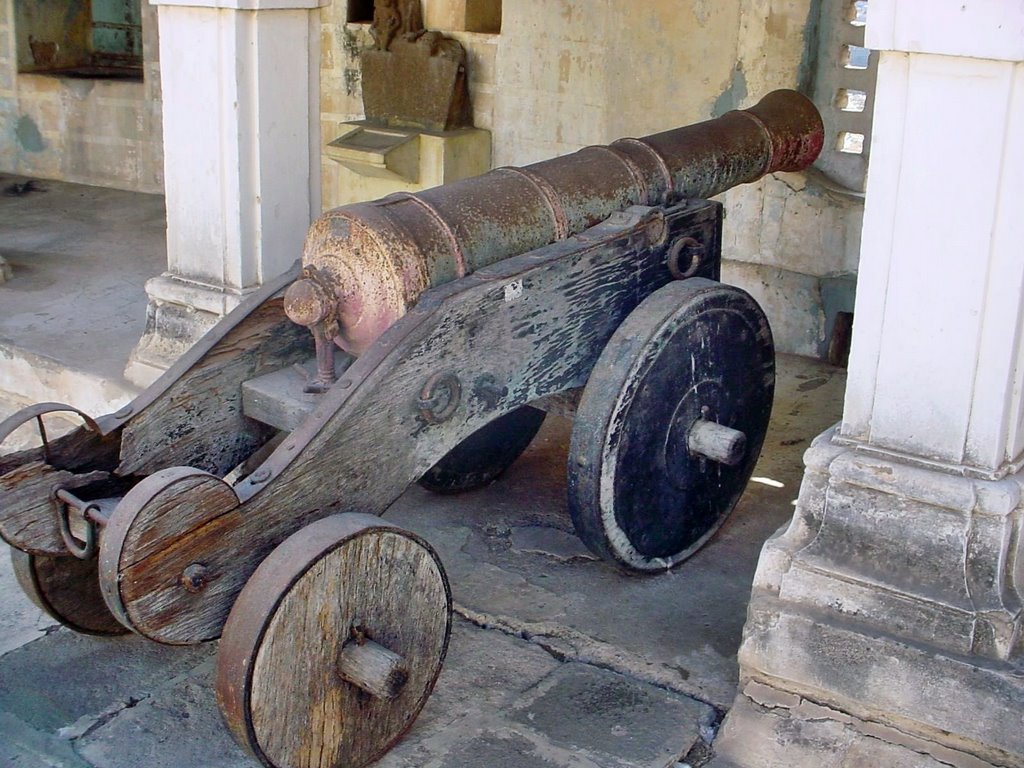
left=568, top=278, right=774, bottom=572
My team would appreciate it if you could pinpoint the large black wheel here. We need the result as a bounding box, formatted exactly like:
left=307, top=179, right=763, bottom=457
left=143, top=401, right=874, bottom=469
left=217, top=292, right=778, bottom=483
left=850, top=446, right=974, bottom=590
left=417, top=406, right=546, bottom=494
left=568, top=278, right=774, bottom=572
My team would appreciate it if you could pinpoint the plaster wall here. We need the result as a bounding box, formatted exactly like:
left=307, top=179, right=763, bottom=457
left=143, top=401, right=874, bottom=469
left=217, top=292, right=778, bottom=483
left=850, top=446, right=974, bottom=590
left=320, top=0, right=863, bottom=360
left=0, top=0, right=163, bottom=193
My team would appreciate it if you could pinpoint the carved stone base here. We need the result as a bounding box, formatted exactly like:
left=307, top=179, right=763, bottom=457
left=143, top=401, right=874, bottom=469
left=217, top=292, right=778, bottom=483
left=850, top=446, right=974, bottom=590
left=124, top=274, right=251, bottom=387
left=713, top=427, right=1024, bottom=767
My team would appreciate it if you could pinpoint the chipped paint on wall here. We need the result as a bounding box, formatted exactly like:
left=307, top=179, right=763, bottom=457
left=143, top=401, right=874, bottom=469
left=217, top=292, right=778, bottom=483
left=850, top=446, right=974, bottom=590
left=14, top=115, right=44, bottom=152
left=713, top=64, right=749, bottom=118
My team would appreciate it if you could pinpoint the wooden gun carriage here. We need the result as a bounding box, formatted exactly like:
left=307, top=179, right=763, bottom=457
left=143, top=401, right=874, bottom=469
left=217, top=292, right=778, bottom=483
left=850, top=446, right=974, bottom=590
left=0, top=91, right=823, bottom=768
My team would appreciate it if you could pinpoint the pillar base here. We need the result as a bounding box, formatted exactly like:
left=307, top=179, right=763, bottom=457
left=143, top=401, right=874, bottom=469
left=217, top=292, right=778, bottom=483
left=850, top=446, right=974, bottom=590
left=124, top=274, right=252, bottom=387
left=712, top=681, right=1010, bottom=768
left=713, top=428, right=1024, bottom=767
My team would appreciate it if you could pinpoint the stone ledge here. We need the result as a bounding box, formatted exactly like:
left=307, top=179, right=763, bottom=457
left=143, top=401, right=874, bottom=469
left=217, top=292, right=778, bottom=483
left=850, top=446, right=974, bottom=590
left=0, top=343, right=137, bottom=421
left=737, top=582, right=1024, bottom=764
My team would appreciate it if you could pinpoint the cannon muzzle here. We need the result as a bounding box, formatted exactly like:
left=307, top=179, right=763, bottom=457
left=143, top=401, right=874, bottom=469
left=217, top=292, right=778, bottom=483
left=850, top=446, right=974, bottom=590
left=286, top=89, right=823, bottom=388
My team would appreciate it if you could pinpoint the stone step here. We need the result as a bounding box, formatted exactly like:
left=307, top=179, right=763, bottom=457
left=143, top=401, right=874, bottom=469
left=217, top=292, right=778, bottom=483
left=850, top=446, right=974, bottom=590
left=0, top=342, right=137, bottom=423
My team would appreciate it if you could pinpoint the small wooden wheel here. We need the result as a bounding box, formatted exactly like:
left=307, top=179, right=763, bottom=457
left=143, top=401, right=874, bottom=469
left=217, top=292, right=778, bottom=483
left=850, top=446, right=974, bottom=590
left=417, top=406, right=546, bottom=494
left=568, top=278, right=774, bottom=572
left=10, top=549, right=129, bottom=635
left=216, top=514, right=452, bottom=768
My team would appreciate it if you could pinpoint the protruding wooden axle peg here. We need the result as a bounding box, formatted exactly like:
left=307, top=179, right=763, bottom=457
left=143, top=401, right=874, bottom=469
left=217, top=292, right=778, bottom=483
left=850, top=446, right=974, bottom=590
left=337, top=638, right=409, bottom=701
left=687, top=420, right=747, bottom=466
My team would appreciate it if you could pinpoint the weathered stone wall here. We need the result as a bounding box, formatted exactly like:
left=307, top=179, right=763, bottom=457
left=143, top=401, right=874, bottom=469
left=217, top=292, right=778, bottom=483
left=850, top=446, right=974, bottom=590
left=320, top=0, right=863, bottom=360
left=0, top=0, right=162, bottom=193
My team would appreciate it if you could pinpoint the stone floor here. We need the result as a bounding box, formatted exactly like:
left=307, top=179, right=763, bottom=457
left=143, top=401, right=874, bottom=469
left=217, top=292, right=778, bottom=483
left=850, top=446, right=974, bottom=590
left=0, top=175, right=847, bottom=768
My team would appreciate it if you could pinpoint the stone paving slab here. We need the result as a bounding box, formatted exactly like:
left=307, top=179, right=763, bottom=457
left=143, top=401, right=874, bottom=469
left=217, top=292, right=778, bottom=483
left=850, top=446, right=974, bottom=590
left=0, top=549, right=60, bottom=658
left=0, top=173, right=161, bottom=403
left=0, top=629, right=211, bottom=737
left=706, top=693, right=1000, bottom=768
left=508, top=663, right=712, bottom=767
left=0, top=587, right=708, bottom=768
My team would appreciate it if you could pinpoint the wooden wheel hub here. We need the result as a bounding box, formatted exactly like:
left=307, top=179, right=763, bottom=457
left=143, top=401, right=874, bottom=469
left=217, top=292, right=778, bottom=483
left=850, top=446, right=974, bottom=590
left=216, top=514, right=451, bottom=768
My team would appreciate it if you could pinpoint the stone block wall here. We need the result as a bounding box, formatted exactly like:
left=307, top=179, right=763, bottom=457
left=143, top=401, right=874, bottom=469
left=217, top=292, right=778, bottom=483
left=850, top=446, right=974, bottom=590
left=319, top=0, right=866, bottom=361
left=0, top=0, right=162, bottom=193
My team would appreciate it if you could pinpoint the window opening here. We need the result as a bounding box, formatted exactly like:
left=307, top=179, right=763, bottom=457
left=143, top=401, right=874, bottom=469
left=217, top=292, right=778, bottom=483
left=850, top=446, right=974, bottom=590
left=350, top=1, right=501, bottom=33
left=842, top=44, right=870, bottom=70
left=837, top=131, right=865, bottom=155
left=347, top=0, right=374, bottom=23
left=847, top=1, right=868, bottom=26
left=835, top=88, right=867, bottom=112
left=808, top=0, right=878, bottom=193
left=15, top=0, right=143, bottom=80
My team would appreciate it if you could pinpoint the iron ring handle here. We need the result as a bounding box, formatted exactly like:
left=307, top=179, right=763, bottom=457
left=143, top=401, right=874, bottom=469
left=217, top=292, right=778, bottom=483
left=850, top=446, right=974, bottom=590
left=667, top=236, right=704, bottom=280
left=53, top=489, right=99, bottom=560
left=417, top=373, right=462, bottom=424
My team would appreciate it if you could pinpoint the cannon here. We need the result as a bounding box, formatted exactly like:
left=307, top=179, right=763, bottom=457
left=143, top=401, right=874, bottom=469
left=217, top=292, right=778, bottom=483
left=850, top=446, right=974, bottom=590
left=0, top=90, right=823, bottom=768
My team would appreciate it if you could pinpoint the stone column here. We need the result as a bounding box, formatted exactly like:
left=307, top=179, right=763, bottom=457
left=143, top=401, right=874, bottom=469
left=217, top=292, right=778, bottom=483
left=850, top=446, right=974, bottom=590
left=126, top=0, right=327, bottom=386
left=713, top=3, right=1024, bottom=766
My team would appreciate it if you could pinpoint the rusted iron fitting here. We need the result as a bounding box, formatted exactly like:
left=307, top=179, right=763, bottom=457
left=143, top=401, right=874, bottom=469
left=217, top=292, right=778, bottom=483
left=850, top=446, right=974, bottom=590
left=52, top=487, right=104, bottom=559
left=181, top=563, right=211, bottom=594
left=284, top=267, right=341, bottom=393
left=285, top=89, right=824, bottom=363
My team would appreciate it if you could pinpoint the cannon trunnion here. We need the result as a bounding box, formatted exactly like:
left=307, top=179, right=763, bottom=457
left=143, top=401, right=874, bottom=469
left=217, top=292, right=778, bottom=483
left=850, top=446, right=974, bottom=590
left=0, top=91, right=822, bottom=768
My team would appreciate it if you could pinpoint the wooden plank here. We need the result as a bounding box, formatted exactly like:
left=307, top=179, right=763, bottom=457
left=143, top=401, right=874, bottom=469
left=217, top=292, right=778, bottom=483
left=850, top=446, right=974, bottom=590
left=1, top=423, right=120, bottom=479
left=0, top=462, right=110, bottom=555
left=117, top=298, right=313, bottom=478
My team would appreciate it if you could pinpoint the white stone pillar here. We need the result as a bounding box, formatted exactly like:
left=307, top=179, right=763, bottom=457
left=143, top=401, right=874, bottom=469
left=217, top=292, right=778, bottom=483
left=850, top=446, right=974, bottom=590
left=844, top=6, right=1024, bottom=475
left=127, top=0, right=327, bottom=385
left=713, top=3, right=1024, bottom=766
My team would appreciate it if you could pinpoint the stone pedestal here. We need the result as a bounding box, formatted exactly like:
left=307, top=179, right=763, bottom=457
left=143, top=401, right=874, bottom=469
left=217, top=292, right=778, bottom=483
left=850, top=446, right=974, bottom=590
left=713, top=429, right=1024, bottom=767
left=126, top=0, right=327, bottom=386
left=325, top=121, right=490, bottom=206
left=713, top=3, right=1024, bottom=766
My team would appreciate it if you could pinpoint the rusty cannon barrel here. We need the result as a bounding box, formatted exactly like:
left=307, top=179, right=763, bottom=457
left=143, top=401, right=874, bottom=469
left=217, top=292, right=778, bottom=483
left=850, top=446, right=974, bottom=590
left=286, top=89, right=823, bottom=389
